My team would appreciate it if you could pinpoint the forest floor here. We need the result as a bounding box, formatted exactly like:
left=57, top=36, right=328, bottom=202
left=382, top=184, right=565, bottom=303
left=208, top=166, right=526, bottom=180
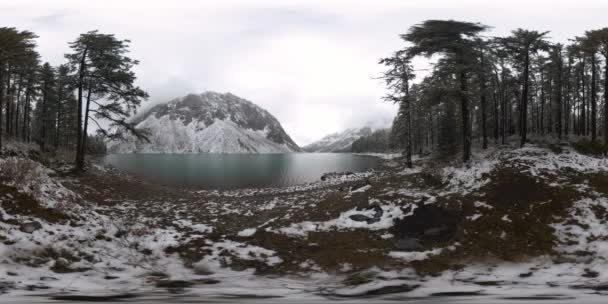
left=1, top=140, right=608, bottom=302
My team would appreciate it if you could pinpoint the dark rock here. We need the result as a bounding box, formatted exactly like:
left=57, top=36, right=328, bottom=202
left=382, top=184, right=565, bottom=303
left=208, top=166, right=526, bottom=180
left=0, top=281, right=16, bottom=295
left=423, top=226, right=447, bottom=237
left=431, top=291, right=484, bottom=297
left=6, top=271, right=17, bottom=276
left=104, top=275, right=119, bottom=280
left=114, top=230, right=127, bottom=238
left=571, top=284, right=608, bottom=291
left=360, top=204, right=383, bottom=219
left=350, top=205, right=383, bottom=224
left=52, top=294, right=138, bottom=301
left=19, top=221, right=42, bottom=234
left=194, top=278, right=221, bottom=285
left=350, top=179, right=371, bottom=192
left=391, top=203, right=462, bottom=242
left=156, top=280, right=194, bottom=289
left=582, top=268, right=600, bottom=278
left=331, top=284, right=419, bottom=297
left=366, top=217, right=381, bottom=224
left=40, top=276, right=58, bottom=281
left=25, top=284, right=50, bottom=291
left=394, top=238, right=423, bottom=252
left=321, top=171, right=354, bottom=181
left=519, top=272, right=534, bottom=278
left=349, top=214, right=373, bottom=222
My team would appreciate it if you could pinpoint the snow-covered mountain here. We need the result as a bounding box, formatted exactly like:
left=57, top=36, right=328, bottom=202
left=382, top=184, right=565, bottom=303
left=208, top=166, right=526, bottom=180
left=109, top=92, right=301, bottom=153
left=303, top=127, right=372, bottom=152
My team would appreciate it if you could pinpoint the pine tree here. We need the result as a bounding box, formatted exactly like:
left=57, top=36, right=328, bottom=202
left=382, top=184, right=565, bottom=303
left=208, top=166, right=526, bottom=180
left=404, top=20, right=488, bottom=162
left=66, top=31, right=149, bottom=170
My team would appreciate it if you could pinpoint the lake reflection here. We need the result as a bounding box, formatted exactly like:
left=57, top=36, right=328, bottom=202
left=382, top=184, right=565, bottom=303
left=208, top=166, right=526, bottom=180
left=101, top=153, right=380, bottom=189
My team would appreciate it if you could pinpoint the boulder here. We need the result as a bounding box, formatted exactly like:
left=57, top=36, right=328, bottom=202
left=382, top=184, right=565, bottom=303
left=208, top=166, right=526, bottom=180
left=350, top=179, right=371, bottom=192
left=391, top=203, right=461, bottom=242
left=349, top=214, right=372, bottom=222
left=321, top=171, right=354, bottom=181
left=19, top=221, right=42, bottom=234
left=350, top=205, right=384, bottom=224
left=394, top=238, right=424, bottom=252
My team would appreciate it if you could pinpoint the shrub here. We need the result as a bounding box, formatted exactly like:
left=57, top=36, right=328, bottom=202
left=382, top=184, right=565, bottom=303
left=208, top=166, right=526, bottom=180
left=572, top=139, right=608, bottom=156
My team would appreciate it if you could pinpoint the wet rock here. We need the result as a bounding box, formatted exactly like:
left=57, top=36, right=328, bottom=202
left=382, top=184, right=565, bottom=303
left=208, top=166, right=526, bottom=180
left=359, top=204, right=383, bottom=219
left=394, top=238, right=423, bottom=252
left=0, top=281, right=15, bottom=295
left=350, top=205, right=383, bottom=224
left=350, top=179, right=371, bottom=192
left=519, top=271, right=534, bottom=278
left=321, top=171, right=354, bottom=181
left=52, top=294, right=138, bottom=301
left=571, top=283, right=608, bottom=291
left=114, top=230, right=127, bottom=238
left=331, top=284, right=419, bottom=297
left=423, top=226, right=447, bottom=237
left=156, top=280, right=194, bottom=289
left=582, top=268, right=600, bottom=278
left=194, top=278, right=221, bottom=285
left=349, top=214, right=373, bottom=222
left=40, top=276, right=59, bottom=281
left=431, top=291, right=484, bottom=297
left=19, top=221, right=42, bottom=233
left=25, top=284, right=50, bottom=291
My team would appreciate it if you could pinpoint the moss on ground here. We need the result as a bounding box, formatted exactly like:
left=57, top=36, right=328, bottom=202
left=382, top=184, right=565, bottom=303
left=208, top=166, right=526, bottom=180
left=572, top=140, right=608, bottom=156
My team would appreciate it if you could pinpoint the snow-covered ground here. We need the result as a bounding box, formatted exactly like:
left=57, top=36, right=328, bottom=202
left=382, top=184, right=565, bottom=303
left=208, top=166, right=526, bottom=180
left=2, top=144, right=608, bottom=302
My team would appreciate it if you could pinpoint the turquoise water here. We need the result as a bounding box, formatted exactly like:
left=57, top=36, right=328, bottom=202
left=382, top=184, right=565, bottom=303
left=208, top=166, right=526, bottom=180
left=101, top=153, right=380, bottom=189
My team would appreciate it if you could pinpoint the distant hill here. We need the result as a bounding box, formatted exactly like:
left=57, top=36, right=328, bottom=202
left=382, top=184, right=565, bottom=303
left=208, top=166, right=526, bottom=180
left=350, top=128, right=392, bottom=153
left=303, top=127, right=372, bottom=152
left=109, top=92, right=301, bottom=153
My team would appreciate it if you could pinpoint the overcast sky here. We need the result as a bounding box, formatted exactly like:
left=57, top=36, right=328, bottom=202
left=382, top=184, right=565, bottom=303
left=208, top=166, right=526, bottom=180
left=2, top=0, right=608, bottom=145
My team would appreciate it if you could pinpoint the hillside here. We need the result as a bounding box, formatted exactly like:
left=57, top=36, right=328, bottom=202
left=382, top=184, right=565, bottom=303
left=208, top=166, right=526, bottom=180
left=109, top=92, right=301, bottom=153
left=304, top=127, right=372, bottom=152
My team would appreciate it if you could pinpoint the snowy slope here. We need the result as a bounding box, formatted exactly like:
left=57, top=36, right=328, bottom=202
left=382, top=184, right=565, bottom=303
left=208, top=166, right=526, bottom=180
left=303, top=127, right=372, bottom=152
left=109, top=92, right=301, bottom=153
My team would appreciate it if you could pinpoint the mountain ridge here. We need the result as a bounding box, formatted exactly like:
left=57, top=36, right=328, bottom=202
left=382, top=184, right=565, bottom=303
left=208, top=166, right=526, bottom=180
left=109, top=92, right=301, bottom=153
left=303, top=127, right=372, bottom=152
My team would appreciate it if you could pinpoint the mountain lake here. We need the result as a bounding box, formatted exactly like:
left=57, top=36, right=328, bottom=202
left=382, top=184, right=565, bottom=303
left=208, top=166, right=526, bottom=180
left=100, top=153, right=382, bottom=189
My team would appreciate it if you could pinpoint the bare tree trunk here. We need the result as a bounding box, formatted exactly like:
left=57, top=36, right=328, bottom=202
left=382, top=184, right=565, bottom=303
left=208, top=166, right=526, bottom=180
left=556, top=53, right=563, bottom=140
left=55, top=79, right=63, bottom=150
left=40, top=80, right=48, bottom=152
left=22, top=83, right=31, bottom=142
left=581, top=57, right=586, bottom=136
left=479, top=45, right=488, bottom=149
left=604, top=53, right=608, bottom=145
left=14, top=76, right=22, bottom=140
left=81, top=81, right=93, bottom=166
left=521, top=51, right=530, bottom=147
left=0, top=62, right=4, bottom=149
left=75, top=47, right=88, bottom=171
left=565, top=59, right=571, bottom=137
left=591, top=54, right=597, bottom=142
left=460, top=68, right=471, bottom=162
left=540, top=70, right=545, bottom=136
